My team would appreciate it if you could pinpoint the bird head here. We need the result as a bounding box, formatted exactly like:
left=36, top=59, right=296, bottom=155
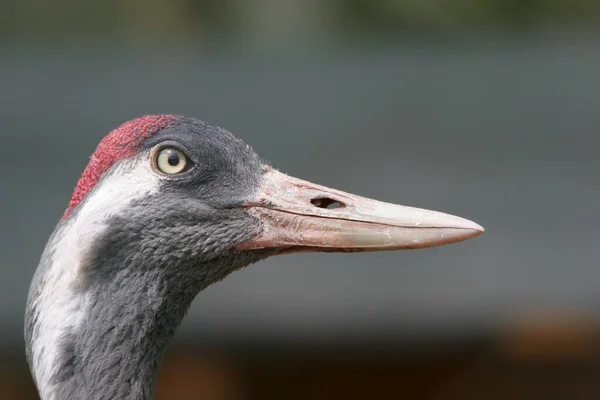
left=59, top=115, right=484, bottom=288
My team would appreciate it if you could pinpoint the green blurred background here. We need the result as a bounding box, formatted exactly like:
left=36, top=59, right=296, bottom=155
left=1, top=1, right=600, bottom=399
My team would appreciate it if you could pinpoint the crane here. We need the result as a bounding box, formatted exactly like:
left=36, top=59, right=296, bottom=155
left=25, top=115, right=483, bottom=399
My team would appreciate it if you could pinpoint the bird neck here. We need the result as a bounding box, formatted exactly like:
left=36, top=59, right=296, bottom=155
left=26, top=193, right=269, bottom=399
left=27, top=256, right=198, bottom=400
left=26, top=222, right=271, bottom=400
left=70, top=271, right=195, bottom=399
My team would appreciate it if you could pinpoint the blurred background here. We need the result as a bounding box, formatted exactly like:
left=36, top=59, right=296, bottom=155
left=1, top=0, right=600, bottom=399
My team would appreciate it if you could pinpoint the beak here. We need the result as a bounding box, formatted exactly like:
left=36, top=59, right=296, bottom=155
left=237, top=168, right=484, bottom=254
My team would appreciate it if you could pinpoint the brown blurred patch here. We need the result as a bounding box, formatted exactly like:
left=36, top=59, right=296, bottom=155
left=0, top=358, right=39, bottom=400
left=155, top=351, right=247, bottom=400
left=498, top=311, right=600, bottom=361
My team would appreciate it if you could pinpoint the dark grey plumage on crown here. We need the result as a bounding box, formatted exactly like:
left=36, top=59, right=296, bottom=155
left=25, top=115, right=483, bottom=399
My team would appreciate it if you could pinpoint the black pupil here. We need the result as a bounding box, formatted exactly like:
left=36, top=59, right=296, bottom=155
left=167, top=152, right=180, bottom=166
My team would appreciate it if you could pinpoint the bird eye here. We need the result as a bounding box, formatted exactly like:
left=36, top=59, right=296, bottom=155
left=153, top=147, right=190, bottom=175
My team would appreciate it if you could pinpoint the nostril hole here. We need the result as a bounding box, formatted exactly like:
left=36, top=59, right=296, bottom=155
left=311, top=197, right=345, bottom=209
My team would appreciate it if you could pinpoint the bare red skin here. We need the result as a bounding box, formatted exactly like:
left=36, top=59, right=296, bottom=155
left=63, top=115, right=182, bottom=219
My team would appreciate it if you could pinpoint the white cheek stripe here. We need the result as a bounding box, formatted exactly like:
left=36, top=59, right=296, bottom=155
left=30, top=159, right=160, bottom=399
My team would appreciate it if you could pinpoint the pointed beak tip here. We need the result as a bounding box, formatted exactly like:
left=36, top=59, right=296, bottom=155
left=409, top=216, right=484, bottom=248
left=438, top=210, right=484, bottom=234
left=466, top=225, right=485, bottom=240
left=455, top=218, right=485, bottom=240
left=464, top=219, right=485, bottom=234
